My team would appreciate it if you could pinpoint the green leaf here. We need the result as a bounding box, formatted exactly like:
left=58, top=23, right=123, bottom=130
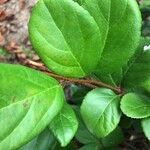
left=79, top=144, right=119, bottom=150
left=92, top=69, right=123, bottom=86
left=29, top=0, right=102, bottom=78
left=75, top=106, right=123, bottom=148
left=141, top=117, right=150, bottom=141
left=123, top=50, right=150, bottom=92
left=74, top=107, right=97, bottom=144
left=80, top=88, right=121, bottom=138
left=20, top=128, right=55, bottom=150
left=123, top=37, right=150, bottom=72
left=76, top=0, right=141, bottom=78
left=75, top=107, right=123, bottom=149
left=22, top=134, right=77, bottom=150
left=101, top=127, right=124, bottom=148
left=121, top=93, right=150, bottom=119
left=79, top=144, right=100, bottom=150
left=53, top=141, right=77, bottom=150
left=49, top=103, right=78, bottom=147
left=0, top=64, right=64, bottom=149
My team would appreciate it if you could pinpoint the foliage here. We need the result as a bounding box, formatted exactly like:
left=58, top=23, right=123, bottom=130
left=0, top=0, right=150, bottom=149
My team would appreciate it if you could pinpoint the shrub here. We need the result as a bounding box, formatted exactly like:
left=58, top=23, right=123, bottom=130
left=0, top=0, right=150, bottom=149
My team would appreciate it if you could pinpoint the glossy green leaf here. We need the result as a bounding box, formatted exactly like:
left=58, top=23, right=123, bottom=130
left=76, top=0, right=141, bottom=79
left=123, top=50, right=150, bottom=92
left=0, top=64, right=64, bottom=149
left=123, top=37, right=150, bottom=73
left=96, top=70, right=123, bottom=87
left=49, top=103, right=78, bottom=147
left=75, top=105, right=123, bottom=148
left=21, top=131, right=77, bottom=150
left=79, top=144, right=118, bottom=150
left=20, top=128, right=55, bottom=150
left=101, top=127, right=124, bottom=148
left=53, top=141, right=77, bottom=150
left=29, top=0, right=102, bottom=78
left=80, top=88, right=121, bottom=138
left=141, top=117, right=150, bottom=141
left=121, top=93, right=150, bottom=119
left=74, top=107, right=97, bottom=144
left=79, top=144, right=100, bottom=150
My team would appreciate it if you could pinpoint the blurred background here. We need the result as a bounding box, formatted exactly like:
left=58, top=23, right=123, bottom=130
left=0, top=0, right=38, bottom=65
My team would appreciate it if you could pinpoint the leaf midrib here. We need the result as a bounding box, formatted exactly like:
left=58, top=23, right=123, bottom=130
left=0, top=85, right=59, bottom=111
left=94, top=95, right=119, bottom=130
left=124, top=104, right=150, bottom=110
left=42, top=0, right=85, bottom=75
left=3, top=73, right=47, bottom=89
left=0, top=86, right=60, bottom=145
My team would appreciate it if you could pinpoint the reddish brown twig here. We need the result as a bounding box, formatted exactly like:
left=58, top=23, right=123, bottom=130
left=4, top=44, right=123, bottom=94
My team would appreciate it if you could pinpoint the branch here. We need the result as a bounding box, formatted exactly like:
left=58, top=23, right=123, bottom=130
left=23, top=59, right=122, bottom=93
left=4, top=45, right=123, bottom=94
left=44, top=71, right=122, bottom=94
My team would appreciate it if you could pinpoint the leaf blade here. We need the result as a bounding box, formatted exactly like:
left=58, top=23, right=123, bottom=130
left=0, top=64, right=64, bottom=149
left=80, top=88, right=121, bottom=138
left=29, top=0, right=102, bottom=78
left=142, top=117, right=150, bottom=141
left=49, top=103, right=78, bottom=147
left=123, top=44, right=150, bottom=92
left=121, top=93, right=150, bottom=119
left=76, top=0, right=141, bottom=79
left=20, top=128, right=55, bottom=150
